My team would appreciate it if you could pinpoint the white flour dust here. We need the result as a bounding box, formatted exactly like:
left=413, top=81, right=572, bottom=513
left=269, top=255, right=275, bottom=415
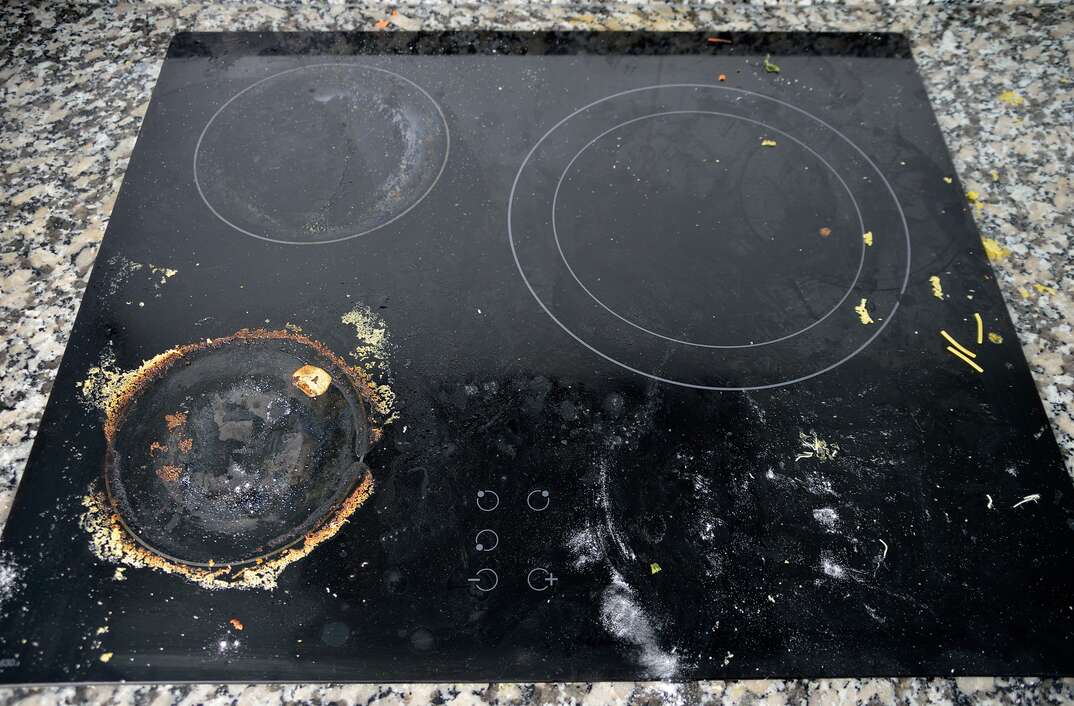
left=599, top=571, right=680, bottom=679
left=812, top=507, right=839, bottom=532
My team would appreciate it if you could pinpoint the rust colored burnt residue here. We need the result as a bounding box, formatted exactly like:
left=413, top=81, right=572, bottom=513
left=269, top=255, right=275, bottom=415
left=102, top=329, right=391, bottom=447
left=81, top=470, right=375, bottom=591
left=155, top=465, right=182, bottom=483
left=164, top=412, right=187, bottom=431
left=178, top=438, right=193, bottom=453
left=82, top=328, right=388, bottom=591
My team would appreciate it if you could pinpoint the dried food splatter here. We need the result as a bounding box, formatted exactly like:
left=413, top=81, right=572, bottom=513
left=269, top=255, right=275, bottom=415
left=796, top=430, right=840, bottom=463
left=78, top=328, right=388, bottom=590
left=292, top=364, right=331, bottom=397
left=998, top=90, right=1024, bottom=106
left=981, top=238, right=1010, bottom=262
left=929, top=275, right=944, bottom=300
left=853, top=298, right=874, bottom=325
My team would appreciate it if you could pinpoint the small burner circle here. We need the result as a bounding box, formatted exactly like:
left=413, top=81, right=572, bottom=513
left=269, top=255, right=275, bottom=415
left=194, top=64, right=450, bottom=245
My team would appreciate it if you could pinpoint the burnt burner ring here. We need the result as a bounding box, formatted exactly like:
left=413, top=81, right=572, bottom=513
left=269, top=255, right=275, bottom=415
left=104, top=330, right=371, bottom=568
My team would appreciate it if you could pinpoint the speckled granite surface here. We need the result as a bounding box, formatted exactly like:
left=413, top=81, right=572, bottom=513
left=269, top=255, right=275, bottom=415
left=1, top=1, right=1073, bottom=704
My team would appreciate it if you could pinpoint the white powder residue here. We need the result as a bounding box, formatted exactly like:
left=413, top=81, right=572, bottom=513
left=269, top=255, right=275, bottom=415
left=597, top=457, right=635, bottom=562
left=566, top=525, right=603, bottom=569
left=812, top=507, right=839, bottom=532
left=0, top=553, right=23, bottom=610
left=820, top=555, right=847, bottom=580
left=600, top=572, right=679, bottom=679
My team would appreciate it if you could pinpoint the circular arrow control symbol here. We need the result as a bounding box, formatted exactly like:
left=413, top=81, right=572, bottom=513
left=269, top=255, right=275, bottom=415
left=475, top=529, right=499, bottom=552
left=526, top=489, right=550, bottom=512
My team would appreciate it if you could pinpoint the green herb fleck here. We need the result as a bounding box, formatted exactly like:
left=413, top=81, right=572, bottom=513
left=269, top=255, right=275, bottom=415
left=763, top=55, right=781, bottom=74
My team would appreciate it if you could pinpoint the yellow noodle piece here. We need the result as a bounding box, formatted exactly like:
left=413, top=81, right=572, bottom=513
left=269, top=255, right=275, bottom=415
left=946, top=346, right=984, bottom=373
left=940, top=330, right=975, bottom=358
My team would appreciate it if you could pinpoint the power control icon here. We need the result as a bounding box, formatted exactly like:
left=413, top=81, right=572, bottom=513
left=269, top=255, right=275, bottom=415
left=526, top=489, right=550, bottom=512
left=527, top=567, right=558, bottom=591
left=476, top=490, right=499, bottom=512
left=467, top=568, right=498, bottom=592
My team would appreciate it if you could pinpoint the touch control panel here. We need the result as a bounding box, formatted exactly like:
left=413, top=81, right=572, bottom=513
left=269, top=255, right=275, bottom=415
left=469, top=488, right=561, bottom=594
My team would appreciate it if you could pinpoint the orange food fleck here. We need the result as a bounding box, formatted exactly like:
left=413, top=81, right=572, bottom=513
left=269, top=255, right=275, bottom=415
left=164, top=412, right=187, bottom=431
left=156, top=465, right=182, bottom=483
left=707, top=37, right=731, bottom=44
left=229, top=618, right=244, bottom=631
left=390, top=8, right=399, bottom=16
left=819, top=227, right=832, bottom=237
left=178, top=438, right=193, bottom=453
left=374, top=19, right=389, bottom=29
left=718, top=74, right=727, bottom=82
left=292, top=364, right=331, bottom=397
left=148, top=441, right=166, bottom=456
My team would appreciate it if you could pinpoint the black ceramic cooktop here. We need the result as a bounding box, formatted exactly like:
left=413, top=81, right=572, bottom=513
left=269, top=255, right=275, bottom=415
left=1, top=31, right=1073, bottom=684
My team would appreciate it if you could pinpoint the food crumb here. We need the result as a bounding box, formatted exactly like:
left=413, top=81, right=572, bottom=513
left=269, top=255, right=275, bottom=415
left=988, top=332, right=1003, bottom=344
left=761, top=138, right=778, bottom=147
left=718, top=73, right=727, bottom=82
left=966, top=190, right=980, bottom=203
left=292, top=364, right=331, bottom=398
left=796, top=430, right=840, bottom=463
left=164, top=412, right=187, bottom=431
left=763, top=54, right=781, bottom=73
left=819, top=226, right=831, bottom=237
left=99, top=652, right=113, bottom=663
left=863, top=231, right=873, bottom=246
left=113, top=567, right=126, bottom=582
left=229, top=618, right=244, bottom=631
left=998, top=90, right=1024, bottom=106
left=981, top=238, right=1010, bottom=262
left=929, top=275, right=944, bottom=300
left=155, top=465, right=182, bottom=483
left=1033, top=283, right=1057, bottom=295
left=650, top=563, right=662, bottom=575
left=854, top=298, right=874, bottom=325
left=943, top=176, right=953, bottom=184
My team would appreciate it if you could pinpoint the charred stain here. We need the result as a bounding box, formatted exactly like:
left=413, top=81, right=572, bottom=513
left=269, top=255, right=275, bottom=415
left=81, top=328, right=390, bottom=590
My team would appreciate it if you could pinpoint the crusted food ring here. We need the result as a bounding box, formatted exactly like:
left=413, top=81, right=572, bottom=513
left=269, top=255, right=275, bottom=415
left=100, top=329, right=378, bottom=579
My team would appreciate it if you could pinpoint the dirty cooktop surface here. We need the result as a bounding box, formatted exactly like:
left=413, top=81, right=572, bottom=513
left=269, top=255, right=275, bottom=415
left=1, top=31, right=1073, bottom=684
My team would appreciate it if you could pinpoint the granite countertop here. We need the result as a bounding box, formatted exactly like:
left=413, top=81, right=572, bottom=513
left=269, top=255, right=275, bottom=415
left=2, top=1, right=1073, bottom=703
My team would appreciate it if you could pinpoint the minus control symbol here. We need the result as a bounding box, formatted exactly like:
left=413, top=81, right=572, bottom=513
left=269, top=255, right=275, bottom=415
left=467, top=568, right=498, bottom=592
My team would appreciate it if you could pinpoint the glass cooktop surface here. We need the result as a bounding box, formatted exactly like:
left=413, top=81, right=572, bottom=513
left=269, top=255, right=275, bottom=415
left=0, top=31, right=1072, bottom=684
